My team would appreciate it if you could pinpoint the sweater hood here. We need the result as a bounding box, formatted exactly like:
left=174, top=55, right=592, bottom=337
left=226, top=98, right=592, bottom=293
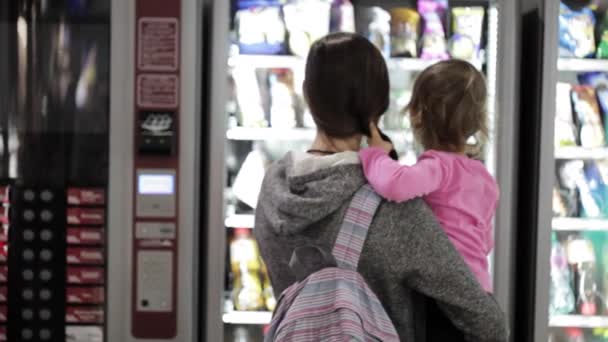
left=258, top=151, right=365, bottom=235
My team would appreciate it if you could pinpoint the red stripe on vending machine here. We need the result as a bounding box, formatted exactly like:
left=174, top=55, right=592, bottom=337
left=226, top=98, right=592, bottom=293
left=132, top=0, right=180, bottom=338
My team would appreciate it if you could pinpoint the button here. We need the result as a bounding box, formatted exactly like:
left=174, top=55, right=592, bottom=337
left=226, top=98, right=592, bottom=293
left=40, top=210, right=53, bottom=222
left=23, top=249, right=35, bottom=261
left=40, top=230, right=53, bottom=241
left=23, top=190, right=35, bottom=202
left=21, top=308, right=33, bottom=320
left=23, top=229, right=35, bottom=241
left=40, top=269, right=52, bottom=281
left=23, top=210, right=35, bottom=222
left=22, top=269, right=34, bottom=281
left=39, top=328, right=51, bottom=340
left=39, top=309, right=51, bottom=321
left=40, top=190, right=54, bottom=202
left=22, top=289, right=34, bottom=301
left=21, top=328, right=33, bottom=340
left=39, top=289, right=52, bottom=301
left=40, top=249, right=52, bottom=262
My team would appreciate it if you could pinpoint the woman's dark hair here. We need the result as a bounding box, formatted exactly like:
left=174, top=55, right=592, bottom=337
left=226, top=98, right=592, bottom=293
left=304, top=32, right=389, bottom=138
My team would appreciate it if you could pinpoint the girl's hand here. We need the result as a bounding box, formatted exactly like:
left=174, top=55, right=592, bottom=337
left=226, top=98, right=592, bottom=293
left=368, top=122, right=394, bottom=154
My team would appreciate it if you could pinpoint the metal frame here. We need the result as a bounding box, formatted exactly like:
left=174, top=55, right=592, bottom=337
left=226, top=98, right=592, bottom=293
left=107, top=0, right=133, bottom=340
left=108, top=0, right=202, bottom=340
left=492, top=0, right=521, bottom=336
left=203, top=0, right=230, bottom=340
left=533, top=0, right=560, bottom=341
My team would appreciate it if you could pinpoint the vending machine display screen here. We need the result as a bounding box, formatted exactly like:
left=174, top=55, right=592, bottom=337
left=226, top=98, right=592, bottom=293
left=138, top=174, right=175, bottom=195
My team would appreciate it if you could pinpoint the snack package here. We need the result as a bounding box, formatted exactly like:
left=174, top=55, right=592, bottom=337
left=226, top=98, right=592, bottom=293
left=557, top=161, right=583, bottom=217
left=555, top=83, right=577, bottom=147
left=597, top=10, right=608, bottom=58
left=390, top=8, right=420, bottom=57
left=283, top=0, right=332, bottom=57
left=559, top=3, right=596, bottom=58
left=235, top=0, right=287, bottom=55
left=418, top=0, right=449, bottom=60
left=269, top=69, right=297, bottom=128
left=596, top=87, right=608, bottom=139
left=583, top=161, right=608, bottom=217
left=232, top=67, right=268, bottom=128
left=571, top=85, right=605, bottom=148
left=578, top=72, right=608, bottom=88
left=330, top=0, right=355, bottom=33
left=449, top=7, right=485, bottom=65
left=358, top=6, right=391, bottom=56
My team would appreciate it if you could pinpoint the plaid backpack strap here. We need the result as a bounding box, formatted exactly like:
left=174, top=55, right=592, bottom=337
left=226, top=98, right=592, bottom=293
left=332, top=184, right=382, bottom=270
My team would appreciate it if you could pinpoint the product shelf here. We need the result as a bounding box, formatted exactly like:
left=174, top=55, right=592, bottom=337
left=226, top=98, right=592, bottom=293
left=553, top=217, right=608, bottom=231
left=558, top=58, right=608, bottom=72
left=228, top=55, right=445, bottom=72
left=550, top=315, right=608, bottom=328
left=555, top=146, right=608, bottom=160
left=227, top=127, right=316, bottom=141
left=225, top=214, right=255, bottom=229
left=222, top=311, right=273, bottom=325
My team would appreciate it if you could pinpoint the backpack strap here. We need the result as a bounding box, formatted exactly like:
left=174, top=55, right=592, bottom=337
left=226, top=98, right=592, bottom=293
left=332, top=184, right=382, bottom=271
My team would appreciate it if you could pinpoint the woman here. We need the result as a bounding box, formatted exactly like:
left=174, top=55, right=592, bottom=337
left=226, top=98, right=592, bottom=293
left=254, top=32, right=506, bottom=341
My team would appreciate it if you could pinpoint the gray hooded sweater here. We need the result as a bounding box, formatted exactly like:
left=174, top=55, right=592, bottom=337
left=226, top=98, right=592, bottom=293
left=254, top=151, right=507, bottom=342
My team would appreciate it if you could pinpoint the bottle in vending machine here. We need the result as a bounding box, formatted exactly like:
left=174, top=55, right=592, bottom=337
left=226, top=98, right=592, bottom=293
left=550, top=235, right=575, bottom=316
left=230, top=228, right=264, bottom=311
left=567, top=236, right=600, bottom=315
left=261, top=260, right=276, bottom=312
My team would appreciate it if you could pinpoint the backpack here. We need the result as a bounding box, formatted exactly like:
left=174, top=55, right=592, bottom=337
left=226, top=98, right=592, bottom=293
left=264, top=185, right=400, bottom=342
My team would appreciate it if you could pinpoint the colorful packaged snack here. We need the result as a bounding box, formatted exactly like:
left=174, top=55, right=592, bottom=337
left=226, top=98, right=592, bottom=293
left=418, top=0, right=449, bottom=60
left=595, top=87, right=608, bottom=139
left=571, top=85, right=605, bottom=148
left=557, top=161, right=584, bottom=217
left=583, top=161, right=608, bottom=217
left=578, top=72, right=608, bottom=88
left=389, top=8, right=420, bottom=58
left=358, top=6, right=391, bottom=56
left=283, top=0, right=332, bottom=57
left=330, top=0, right=355, bottom=33
left=555, top=83, right=577, bottom=147
left=449, top=7, right=485, bottom=65
left=559, top=2, right=596, bottom=58
left=235, top=0, right=287, bottom=55
left=597, top=11, right=608, bottom=58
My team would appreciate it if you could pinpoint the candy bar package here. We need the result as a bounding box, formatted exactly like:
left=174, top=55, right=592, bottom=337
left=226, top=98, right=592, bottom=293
left=389, top=8, right=420, bottom=57
left=449, top=7, right=485, bottom=65
left=559, top=2, right=596, bottom=58
left=582, top=161, right=608, bottom=217
left=578, top=72, right=608, bottom=88
left=555, top=83, right=577, bottom=147
left=597, top=11, right=608, bottom=58
left=235, top=0, right=287, bottom=55
left=418, top=0, right=449, bottom=60
left=572, top=85, right=605, bottom=148
left=357, top=6, right=391, bottom=56
left=596, top=87, right=608, bottom=139
left=556, top=161, right=584, bottom=218
left=330, top=0, right=355, bottom=33
left=283, top=0, right=331, bottom=57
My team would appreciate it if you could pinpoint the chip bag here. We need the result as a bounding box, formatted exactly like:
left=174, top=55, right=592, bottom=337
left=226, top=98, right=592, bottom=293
left=449, top=7, right=485, bottom=65
left=390, top=8, right=420, bottom=57
left=559, top=2, right=596, bottom=58
left=555, top=83, right=577, bottom=147
left=418, top=0, right=449, bottom=60
left=571, top=85, right=605, bottom=148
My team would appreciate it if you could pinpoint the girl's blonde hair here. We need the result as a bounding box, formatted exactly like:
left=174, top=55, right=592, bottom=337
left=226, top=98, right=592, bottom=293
left=406, top=59, right=488, bottom=153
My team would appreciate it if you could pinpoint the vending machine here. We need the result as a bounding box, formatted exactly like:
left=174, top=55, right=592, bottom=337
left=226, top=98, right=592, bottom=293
left=516, top=0, right=608, bottom=341
left=201, top=0, right=521, bottom=341
left=0, top=0, right=202, bottom=341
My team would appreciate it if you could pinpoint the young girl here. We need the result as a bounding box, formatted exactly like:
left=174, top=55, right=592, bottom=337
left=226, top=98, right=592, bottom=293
left=360, top=59, right=498, bottom=292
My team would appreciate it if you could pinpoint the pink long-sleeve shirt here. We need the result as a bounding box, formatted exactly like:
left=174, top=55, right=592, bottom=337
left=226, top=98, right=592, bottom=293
left=360, top=148, right=499, bottom=292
